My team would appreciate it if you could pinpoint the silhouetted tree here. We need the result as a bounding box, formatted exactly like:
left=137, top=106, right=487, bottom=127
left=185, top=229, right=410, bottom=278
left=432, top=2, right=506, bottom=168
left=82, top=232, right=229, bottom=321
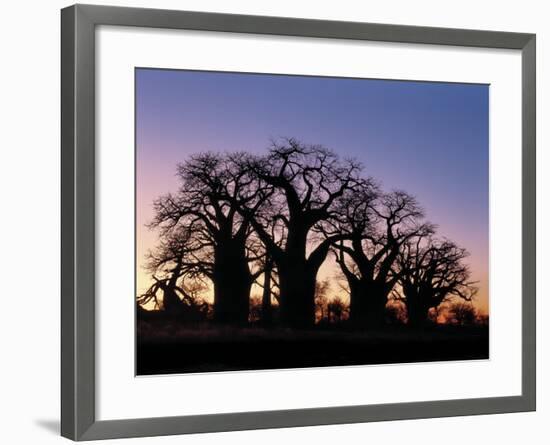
left=385, top=302, right=407, bottom=325
left=259, top=255, right=274, bottom=325
left=137, top=226, right=209, bottom=320
left=149, top=152, right=268, bottom=324
left=314, top=280, right=331, bottom=323
left=333, top=189, right=434, bottom=328
left=327, top=297, right=348, bottom=324
left=248, top=296, right=263, bottom=323
left=446, top=301, right=478, bottom=326
left=142, top=138, right=483, bottom=333
left=475, top=313, right=490, bottom=327
left=232, top=139, right=366, bottom=328
left=396, top=237, right=478, bottom=327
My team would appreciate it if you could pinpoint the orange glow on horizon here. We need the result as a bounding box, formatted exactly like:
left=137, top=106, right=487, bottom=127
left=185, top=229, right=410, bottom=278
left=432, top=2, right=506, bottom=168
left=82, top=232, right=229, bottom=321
left=136, top=231, right=489, bottom=316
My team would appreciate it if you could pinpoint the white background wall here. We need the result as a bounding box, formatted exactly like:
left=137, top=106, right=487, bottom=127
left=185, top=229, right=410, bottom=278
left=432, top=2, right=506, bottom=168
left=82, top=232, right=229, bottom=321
left=0, top=0, right=547, bottom=443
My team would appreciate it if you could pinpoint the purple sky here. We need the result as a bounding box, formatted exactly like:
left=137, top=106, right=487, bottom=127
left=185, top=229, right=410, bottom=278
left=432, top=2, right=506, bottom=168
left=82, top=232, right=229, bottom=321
left=136, top=68, right=489, bottom=312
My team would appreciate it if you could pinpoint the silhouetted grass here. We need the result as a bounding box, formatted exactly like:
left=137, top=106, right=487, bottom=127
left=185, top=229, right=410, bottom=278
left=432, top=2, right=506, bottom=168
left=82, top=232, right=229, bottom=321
left=136, top=320, right=489, bottom=375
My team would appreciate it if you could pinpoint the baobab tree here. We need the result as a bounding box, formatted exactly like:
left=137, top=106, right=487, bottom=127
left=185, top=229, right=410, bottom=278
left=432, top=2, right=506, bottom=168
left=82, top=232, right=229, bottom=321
left=148, top=152, right=268, bottom=324
left=137, top=226, right=209, bottom=320
left=232, top=139, right=370, bottom=328
left=333, top=189, right=434, bottom=328
left=396, top=237, right=478, bottom=327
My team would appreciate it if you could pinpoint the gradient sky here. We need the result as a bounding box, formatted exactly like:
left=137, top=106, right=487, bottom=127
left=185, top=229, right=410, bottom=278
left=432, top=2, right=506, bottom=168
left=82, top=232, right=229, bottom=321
left=136, top=68, right=489, bottom=314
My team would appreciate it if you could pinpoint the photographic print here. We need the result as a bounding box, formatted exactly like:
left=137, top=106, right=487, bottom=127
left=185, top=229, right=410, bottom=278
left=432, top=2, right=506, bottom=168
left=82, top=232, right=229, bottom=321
left=135, top=69, right=489, bottom=375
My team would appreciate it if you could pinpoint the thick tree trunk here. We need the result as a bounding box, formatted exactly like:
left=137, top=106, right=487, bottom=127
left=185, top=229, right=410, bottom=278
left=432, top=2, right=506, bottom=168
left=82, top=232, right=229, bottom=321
left=405, top=297, right=430, bottom=327
left=349, top=282, right=388, bottom=329
left=161, top=262, right=184, bottom=316
left=162, top=286, right=183, bottom=316
left=261, top=258, right=273, bottom=325
left=277, top=261, right=317, bottom=328
left=274, top=223, right=318, bottom=328
left=348, top=282, right=366, bottom=325
left=212, top=241, right=252, bottom=324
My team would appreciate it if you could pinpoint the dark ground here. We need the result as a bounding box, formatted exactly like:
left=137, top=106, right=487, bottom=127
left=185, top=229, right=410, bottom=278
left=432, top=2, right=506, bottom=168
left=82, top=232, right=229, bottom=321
left=136, top=320, right=489, bottom=375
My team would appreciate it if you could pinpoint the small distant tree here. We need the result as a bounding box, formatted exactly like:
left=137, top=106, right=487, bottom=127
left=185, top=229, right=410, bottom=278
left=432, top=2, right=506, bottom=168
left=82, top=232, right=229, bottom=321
left=327, top=297, right=348, bottom=324
left=447, top=301, right=477, bottom=326
left=427, top=307, right=440, bottom=325
left=248, top=296, right=263, bottom=323
left=476, top=313, right=490, bottom=327
left=314, top=280, right=331, bottom=323
left=385, top=302, right=407, bottom=325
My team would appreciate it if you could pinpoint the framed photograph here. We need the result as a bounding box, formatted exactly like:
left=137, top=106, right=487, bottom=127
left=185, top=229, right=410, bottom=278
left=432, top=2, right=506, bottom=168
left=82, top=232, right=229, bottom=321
left=61, top=4, right=536, bottom=441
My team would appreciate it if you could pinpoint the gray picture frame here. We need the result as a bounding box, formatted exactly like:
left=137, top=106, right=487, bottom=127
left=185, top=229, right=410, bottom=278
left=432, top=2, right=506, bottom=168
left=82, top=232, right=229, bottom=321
left=61, top=4, right=536, bottom=441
